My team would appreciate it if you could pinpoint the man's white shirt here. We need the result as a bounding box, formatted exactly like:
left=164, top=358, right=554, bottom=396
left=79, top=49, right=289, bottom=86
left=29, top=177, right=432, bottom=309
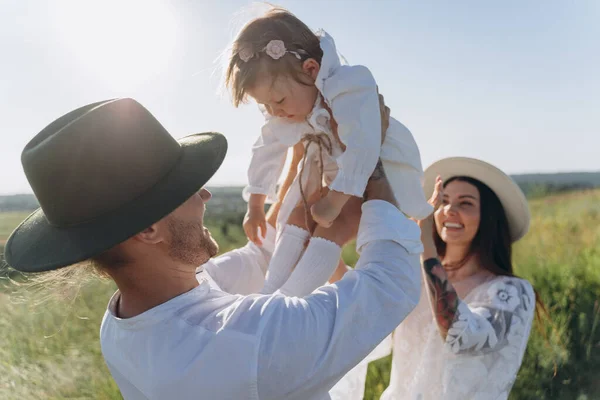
left=100, top=200, right=423, bottom=400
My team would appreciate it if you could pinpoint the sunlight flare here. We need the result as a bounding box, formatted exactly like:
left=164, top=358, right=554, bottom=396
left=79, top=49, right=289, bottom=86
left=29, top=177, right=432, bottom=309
left=50, top=0, right=179, bottom=90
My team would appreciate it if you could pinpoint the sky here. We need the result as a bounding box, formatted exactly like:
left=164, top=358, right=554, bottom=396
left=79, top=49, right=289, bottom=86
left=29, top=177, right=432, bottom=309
left=1, top=0, right=598, bottom=194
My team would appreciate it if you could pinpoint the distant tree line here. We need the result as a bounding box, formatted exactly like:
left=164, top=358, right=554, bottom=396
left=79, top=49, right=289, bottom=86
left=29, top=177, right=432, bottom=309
left=0, top=194, right=40, bottom=212
left=2, top=173, right=600, bottom=212
left=512, top=172, right=600, bottom=198
left=517, top=182, right=597, bottom=199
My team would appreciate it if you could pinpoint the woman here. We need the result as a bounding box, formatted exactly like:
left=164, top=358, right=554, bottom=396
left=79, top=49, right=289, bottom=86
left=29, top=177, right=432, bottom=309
left=334, top=156, right=540, bottom=400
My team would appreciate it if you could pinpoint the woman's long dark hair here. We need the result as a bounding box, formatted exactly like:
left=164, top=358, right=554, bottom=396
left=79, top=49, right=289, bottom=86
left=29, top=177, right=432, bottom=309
left=433, top=176, right=547, bottom=322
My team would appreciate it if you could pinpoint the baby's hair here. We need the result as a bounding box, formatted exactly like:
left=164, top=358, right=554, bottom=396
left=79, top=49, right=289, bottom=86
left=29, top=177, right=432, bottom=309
left=225, top=7, right=323, bottom=107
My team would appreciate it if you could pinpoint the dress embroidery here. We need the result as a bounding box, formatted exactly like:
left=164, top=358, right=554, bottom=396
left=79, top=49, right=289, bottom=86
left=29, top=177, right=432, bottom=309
left=332, top=276, right=536, bottom=400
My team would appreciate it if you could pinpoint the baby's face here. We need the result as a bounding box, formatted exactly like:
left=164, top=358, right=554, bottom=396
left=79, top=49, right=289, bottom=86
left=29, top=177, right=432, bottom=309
left=246, top=60, right=321, bottom=123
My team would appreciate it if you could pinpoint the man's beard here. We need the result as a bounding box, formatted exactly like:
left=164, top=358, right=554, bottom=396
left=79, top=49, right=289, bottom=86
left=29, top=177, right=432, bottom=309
left=167, top=216, right=218, bottom=266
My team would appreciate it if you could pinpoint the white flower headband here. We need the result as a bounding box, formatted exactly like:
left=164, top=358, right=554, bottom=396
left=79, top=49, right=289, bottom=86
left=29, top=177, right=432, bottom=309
left=238, top=40, right=306, bottom=63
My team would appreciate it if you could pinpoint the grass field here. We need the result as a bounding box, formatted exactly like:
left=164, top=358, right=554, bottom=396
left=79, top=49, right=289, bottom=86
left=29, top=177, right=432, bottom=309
left=1, top=190, right=599, bottom=399
left=0, top=212, right=29, bottom=245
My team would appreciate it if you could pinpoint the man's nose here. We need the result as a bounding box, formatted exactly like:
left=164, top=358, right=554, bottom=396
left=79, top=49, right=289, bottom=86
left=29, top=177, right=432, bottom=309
left=199, top=188, right=212, bottom=202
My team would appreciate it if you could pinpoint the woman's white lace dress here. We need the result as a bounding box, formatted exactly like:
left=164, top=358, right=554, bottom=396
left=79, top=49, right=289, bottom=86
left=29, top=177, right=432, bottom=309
left=331, top=275, right=536, bottom=400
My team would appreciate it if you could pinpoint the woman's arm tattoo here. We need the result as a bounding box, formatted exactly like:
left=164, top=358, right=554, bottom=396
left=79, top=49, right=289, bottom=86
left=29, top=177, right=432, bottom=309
left=423, top=258, right=460, bottom=339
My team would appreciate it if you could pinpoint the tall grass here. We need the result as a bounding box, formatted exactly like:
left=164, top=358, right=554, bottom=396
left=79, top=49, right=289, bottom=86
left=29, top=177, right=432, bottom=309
left=509, top=189, right=600, bottom=399
left=0, top=281, right=121, bottom=399
left=0, top=190, right=598, bottom=399
left=0, top=212, right=29, bottom=244
left=0, top=221, right=247, bottom=400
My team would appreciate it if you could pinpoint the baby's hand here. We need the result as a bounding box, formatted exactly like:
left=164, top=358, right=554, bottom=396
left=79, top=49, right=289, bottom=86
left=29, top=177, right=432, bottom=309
left=243, top=207, right=267, bottom=246
left=310, top=190, right=351, bottom=228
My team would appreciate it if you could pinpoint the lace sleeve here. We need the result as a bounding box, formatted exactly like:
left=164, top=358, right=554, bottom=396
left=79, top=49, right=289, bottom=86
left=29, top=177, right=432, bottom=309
left=422, top=258, right=535, bottom=355
left=446, top=278, right=535, bottom=355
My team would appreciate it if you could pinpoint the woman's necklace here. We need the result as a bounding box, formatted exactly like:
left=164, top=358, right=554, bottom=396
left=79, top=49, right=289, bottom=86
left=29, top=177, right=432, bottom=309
left=442, top=254, right=472, bottom=271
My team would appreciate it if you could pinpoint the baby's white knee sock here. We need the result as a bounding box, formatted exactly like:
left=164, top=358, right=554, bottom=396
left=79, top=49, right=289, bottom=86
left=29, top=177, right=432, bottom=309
left=279, top=237, right=342, bottom=297
left=261, top=224, right=309, bottom=294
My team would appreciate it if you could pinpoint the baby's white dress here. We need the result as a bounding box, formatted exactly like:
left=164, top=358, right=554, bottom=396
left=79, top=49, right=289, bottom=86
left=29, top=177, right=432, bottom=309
left=243, top=30, right=432, bottom=234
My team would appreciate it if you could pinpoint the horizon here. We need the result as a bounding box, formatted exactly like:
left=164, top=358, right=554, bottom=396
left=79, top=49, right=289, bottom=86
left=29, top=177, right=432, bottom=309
left=2, top=170, right=599, bottom=197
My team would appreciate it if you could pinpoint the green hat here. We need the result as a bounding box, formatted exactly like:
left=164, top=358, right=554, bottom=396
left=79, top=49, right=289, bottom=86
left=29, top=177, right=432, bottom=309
left=5, top=98, right=227, bottom=272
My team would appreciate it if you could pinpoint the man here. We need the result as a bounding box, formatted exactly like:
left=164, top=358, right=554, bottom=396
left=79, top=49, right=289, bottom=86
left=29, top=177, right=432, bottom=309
left=6, top=98, right=423, bottom=400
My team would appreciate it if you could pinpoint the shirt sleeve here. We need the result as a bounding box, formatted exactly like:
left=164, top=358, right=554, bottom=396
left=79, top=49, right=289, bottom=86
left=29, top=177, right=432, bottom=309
left=445, top=277, right=536, bottom=356
left=328, top=334, right=393, bottom=400
left=250, top=201, right=423, bottom=400
left=243, top=118, right=290, bottom=203
left=322, top=65, right=382, bottom=197
left=203, top=224, right=276, bottom=295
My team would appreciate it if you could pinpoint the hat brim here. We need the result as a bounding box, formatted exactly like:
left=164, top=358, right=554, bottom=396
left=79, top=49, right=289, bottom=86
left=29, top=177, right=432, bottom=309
left=423, top=157, right=530, bottom=242
left=5, top=132, right=227, bottom=273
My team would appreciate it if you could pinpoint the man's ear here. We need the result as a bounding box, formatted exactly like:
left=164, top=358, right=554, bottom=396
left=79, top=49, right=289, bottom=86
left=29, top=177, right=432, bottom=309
left=302, top=58, right=320, bottom=80
left=134, top=222, right=166, bottom=245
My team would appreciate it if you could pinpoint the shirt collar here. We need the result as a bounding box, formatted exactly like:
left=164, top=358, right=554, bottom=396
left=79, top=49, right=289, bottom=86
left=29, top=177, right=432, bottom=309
left=315, top=30, right=343, bottom=92
left=105, top=278, right=211, bottom=330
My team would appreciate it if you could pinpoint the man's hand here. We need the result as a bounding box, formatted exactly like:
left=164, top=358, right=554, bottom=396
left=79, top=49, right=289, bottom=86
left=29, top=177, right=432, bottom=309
left=377, top=86, right=390, bottom=145
left=363, top=159, right=397, bottom=207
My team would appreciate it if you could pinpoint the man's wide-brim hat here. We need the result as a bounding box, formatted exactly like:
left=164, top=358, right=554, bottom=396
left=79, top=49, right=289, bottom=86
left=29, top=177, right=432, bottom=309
left=5, top=98, right=227, bottom=273
left=423, top=157, right=530, bottom=242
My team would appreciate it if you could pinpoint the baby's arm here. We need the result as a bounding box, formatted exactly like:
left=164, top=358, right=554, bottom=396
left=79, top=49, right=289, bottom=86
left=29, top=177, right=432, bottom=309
left=244, top=125, right=289, bottom=202
left=244, top=120, right=292, bottom=244
left=311, top=73, right=391, bottom=227
left=322, top=65, right=382, bottom=198
left=244, top=194, right=268, bottom=245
